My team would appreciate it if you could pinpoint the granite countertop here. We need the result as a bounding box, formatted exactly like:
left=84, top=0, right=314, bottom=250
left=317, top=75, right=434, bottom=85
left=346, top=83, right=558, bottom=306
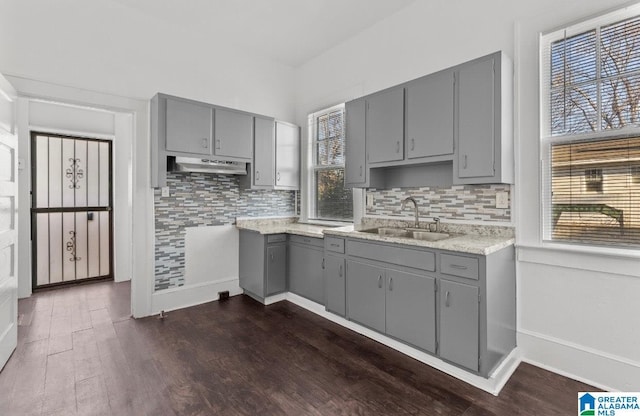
left=236, top=217, right=514, bottom=256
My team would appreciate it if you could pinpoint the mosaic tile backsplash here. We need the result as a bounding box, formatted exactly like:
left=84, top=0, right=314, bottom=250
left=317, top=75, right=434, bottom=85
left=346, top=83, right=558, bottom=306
left=154, top=172, right=296, bottom=291
left=366, top=184, right=512, bottom=222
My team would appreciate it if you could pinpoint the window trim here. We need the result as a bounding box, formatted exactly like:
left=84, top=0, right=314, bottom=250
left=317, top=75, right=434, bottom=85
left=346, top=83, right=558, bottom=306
left=539, top=6, right=640, bottom=249
left=306, top=103, right=353, bottom=223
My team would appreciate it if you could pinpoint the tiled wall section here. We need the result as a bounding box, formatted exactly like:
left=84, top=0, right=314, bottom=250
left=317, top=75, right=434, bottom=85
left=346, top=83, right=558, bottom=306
left=154, top=172, right=296, bottom=291
left=366, top=184, right=512, bottom=222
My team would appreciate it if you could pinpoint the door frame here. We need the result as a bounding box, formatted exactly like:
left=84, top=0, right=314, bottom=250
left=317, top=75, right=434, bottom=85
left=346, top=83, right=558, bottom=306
left=30, top=131, right=115, bottom=289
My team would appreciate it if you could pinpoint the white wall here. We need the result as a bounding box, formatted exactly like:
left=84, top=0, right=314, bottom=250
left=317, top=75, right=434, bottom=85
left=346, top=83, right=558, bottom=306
left=295, top=0, right=639, bottom=391
left=0, top=1, right=296, bottom=123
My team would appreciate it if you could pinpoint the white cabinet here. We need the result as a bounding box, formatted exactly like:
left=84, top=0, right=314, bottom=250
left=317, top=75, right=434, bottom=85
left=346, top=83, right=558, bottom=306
left=274, top=121, right=300, bottom=190
left=253, top=116, right=275, bottom=187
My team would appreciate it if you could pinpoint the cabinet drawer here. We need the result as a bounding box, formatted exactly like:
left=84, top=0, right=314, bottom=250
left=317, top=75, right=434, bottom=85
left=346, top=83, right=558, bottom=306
left=267, top=234, right=287, bottom=243
left=347, top=240, right=435, bottom=272
left=440, top=254, right=479, bottom=280
left=289, top=234, right=324, bottom=248
left=325, top=237, right=345, bottom=253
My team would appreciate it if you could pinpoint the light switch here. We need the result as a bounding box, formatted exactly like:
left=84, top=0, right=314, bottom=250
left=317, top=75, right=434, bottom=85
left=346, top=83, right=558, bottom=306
left=366, top=194, right=374, bottom=208
left=496, top=191, right=509, bottom=209
left=161, top=187, right=170, bottom=197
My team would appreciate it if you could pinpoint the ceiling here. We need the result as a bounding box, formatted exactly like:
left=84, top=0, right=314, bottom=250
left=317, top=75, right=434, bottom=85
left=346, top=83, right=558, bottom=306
left=107, top=0, right=417, bottom=67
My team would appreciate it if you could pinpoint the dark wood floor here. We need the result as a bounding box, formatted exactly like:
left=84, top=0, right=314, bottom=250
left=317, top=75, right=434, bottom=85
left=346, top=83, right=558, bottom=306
left=0, top=281, right=594, bottom=415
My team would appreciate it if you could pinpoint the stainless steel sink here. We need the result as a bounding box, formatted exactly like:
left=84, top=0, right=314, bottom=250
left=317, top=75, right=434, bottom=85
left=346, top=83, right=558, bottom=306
left=360, top=227, right=450, bottom=241
left=410, top=231, right=450, bottom=241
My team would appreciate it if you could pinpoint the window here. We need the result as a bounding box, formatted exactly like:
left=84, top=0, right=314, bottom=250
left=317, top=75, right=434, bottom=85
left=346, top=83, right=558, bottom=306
left=542, top=8, right=640, bottom=247
left=308, top=104, right=353, bottom=221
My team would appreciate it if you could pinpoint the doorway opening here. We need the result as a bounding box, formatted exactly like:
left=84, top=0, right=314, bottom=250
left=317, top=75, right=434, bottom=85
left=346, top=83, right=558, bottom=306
left=30, top=132, right=113, bottom=289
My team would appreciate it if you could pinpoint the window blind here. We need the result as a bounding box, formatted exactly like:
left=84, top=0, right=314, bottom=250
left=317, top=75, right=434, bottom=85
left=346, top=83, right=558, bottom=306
left=541, top=7, right=640, bottom=247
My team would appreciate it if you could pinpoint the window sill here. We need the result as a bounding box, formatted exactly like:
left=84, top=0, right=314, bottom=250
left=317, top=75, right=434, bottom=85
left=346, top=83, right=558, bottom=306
left=516, top=243, right=640, bottom=278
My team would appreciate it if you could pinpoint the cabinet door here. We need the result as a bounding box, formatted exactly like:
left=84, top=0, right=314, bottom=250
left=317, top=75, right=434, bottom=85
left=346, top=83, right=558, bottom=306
left=439, top=279, right=479, bottom=372
left=346, top=260, right=385, bottom=333
left=324, top=255, right=346, bottom=316
left=406, top=71, right=454, bottom=159
left=266, top=244, right=286, bottom=296
left=288, top=243, right=324, bottom=303
left=345, top=99, right=366, bottom=186
left=366, top=88, right=404, bottom=164
left=214, top=108, right=253, bottom=160
left=457, top=57, right=495, bottom=179
left=166, top=98, right=212, bottom=155
left=254, top=117, right=275, bottom=186
left=385, top=270, right=436, bottom=353
left=275, top=122, right=300, bottom=189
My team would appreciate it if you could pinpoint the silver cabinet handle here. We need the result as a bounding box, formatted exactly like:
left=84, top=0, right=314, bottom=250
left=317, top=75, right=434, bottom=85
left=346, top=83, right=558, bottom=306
left=255, top=170, right=260, bottom=180
left=270, top=253, right=274, bottom=262
left=411, top=138, right=415, bottom=151
left=201, top=138, right=208, bottom=148
left=277, top=172, right=281, bottom=181
left=445, top=291, right=450, bottom=307
left=322, top=258, right=325, bottom=269
left=330, top=243, right=340, bottom=247
left=378, top=275, right=383, bottom=288
left=464, top=154, right=468, bottom=169
left=339, top=264, right=343, bottom=277
left=396, top=140, right=400, bottom=153
left=450, top=264, right=468, bottom=270
left=388, top=277, right=393, bottom=291
left=359, top=165, right=363, bottom=177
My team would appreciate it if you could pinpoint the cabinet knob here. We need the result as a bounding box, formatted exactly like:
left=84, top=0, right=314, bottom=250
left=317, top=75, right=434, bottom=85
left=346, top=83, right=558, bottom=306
left=270, top=253, right=274, bottom=262
left=256, top=170, right=260, bottom=180
left=216, top=139, right=221, bottom=150
left=445, top=291, right=450, bottom=307
left=339, top=264, right=343, bottom=277
left=378, top=275, right=383, bottom=288
left=201, top=138, right=208, bottom=148
left=359, top=165, right=363, bottom=177
left=388, top=277, right=393, bottom=291
left=396, top=140, right=400, bottom=153
left=463, top=154, right=468, bottom=169
left=322, top=258, right=325, bottom=269
left=411, top=138, right=415, bottom=151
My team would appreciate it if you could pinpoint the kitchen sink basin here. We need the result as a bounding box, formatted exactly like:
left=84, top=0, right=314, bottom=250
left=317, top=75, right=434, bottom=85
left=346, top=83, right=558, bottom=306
left=360, top=227, right=450, bottom=241
left=410, top=231, right=450, bottom=241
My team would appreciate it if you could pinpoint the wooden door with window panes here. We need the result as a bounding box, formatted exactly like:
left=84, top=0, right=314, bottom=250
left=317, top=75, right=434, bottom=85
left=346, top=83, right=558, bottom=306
left=31, top=133, right=113, bottom=288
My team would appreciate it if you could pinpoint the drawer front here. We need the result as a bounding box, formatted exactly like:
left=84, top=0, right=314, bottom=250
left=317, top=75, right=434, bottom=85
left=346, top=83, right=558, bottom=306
left=289, top=234, right=324, bottom=248
left=346, top=240, right=435, bottom=272
left=325, top=237, right=345, bottom=253
left=267, top=234, right=287, bottom=243
left=440, top=254, right=479, bottom=280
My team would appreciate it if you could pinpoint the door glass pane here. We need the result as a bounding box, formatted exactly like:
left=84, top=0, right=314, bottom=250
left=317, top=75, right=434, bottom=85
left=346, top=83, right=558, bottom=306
left=99, top=142, right=109, bottom=207
left=35, top=137, right=49, bottom=208
left=36, top=213, right=49, bottom=286
left=62, top=139, right=75, bottom=208
left=62, top=212, right=75, bottom=281
left=0, top=143, right=12, bottom=182
left=0, top=197, right=12, bottom=232
left=99, top=211, right=110, bottom=275
left=74, top=139, right=87, bottom=207
left=48, top=138, right=62, bottom=208
left=75, top=212, right=88, bottom=280
left=49, top=212, right=63, bottom=284
left=87, top=211, right=100, bottom=278
left=87, top=141, right=100, bottom=207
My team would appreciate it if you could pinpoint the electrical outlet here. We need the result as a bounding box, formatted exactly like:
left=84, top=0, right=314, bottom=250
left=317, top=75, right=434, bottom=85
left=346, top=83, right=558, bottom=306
left=366, top=194, right=374, bottom=208
left=496, top=191, right=509, bottom=209
left=161, top=187, right=170, bottom=197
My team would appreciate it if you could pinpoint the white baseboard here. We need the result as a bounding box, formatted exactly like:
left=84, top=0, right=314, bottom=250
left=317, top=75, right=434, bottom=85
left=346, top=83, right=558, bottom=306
left=150, top=278, right=242, bottom=315
left=518, top=329, right=640, bottom=392
left=285, top=292, right=521, bottom=396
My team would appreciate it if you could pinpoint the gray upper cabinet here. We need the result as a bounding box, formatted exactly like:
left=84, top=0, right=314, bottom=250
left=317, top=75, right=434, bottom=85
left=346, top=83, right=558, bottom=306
left=406, top=70, right=454, bottom=159
left=454, top=52, right=513, bottom=184
left=366, top=88, right=404, bottom=164
left=439, top=279, right=479, bottom=372
left=214, top=108, right=253, bottom=160
left=253, top=117, right=275, bottom=187
left=345, top=98, right=367, bottom=187
left=165, top=98, right=212, bottom=155
left=385, top=270, right=436, bottom=353
left=346, top=260, right=386, bottom=333
left=274, top=121, right=300, bottom=190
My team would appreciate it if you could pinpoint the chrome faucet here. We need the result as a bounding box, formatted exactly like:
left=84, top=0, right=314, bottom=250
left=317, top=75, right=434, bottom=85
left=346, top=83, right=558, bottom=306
left=401, top=196, right=419, bottom=228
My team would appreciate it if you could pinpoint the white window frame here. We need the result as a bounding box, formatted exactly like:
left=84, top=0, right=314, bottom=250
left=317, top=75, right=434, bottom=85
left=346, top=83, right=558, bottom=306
left=539, top=4, right=640, bottom=249
left=305, top=103, right=353, bottom=224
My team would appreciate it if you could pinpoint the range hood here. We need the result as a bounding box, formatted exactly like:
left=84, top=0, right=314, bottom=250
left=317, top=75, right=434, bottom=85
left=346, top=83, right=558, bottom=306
left=169, top=156, right=247, bottom=175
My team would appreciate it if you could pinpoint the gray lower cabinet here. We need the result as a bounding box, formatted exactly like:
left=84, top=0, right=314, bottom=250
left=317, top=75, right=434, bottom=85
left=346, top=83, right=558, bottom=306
left=288, top=236, right=324, bottom=303
left=386, top=269, right=436, bottom=353
left=346, top=260, right=386, bottom=333
left=439, top=279, right=479, bottom=372
left=238, top=231, right=287, bottom=301
left=324, top=254, right=346, bottom=316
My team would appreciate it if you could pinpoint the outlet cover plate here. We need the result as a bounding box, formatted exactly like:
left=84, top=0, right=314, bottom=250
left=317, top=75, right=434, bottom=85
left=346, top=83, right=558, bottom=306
left=496, top=191, right=509, bottom=209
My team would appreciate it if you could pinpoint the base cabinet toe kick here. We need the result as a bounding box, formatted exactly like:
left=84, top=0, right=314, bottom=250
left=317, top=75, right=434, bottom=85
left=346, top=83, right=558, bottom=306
left=239, top=229, right=515, bottom=379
